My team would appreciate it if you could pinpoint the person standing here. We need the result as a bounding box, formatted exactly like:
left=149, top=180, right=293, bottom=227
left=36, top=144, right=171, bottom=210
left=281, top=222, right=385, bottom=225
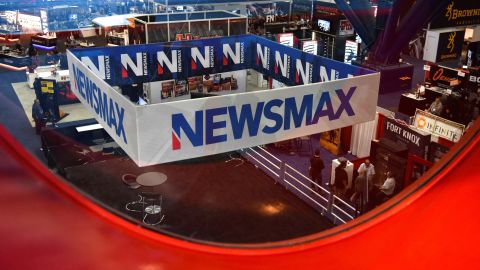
left=428, top=97, right=443, bottom=116
left=350, top=169, right=367, bottom=209
left=358, top=159, right=376, bottom=203
left=32, top=99, right=44, bottom=134
left=334, top=160, right=348, bottom=198
left=374, top=171, right=396, bottom=205
left=309, top=149, right=324, bottom=191
left=358, top=159, right=375, bottom=182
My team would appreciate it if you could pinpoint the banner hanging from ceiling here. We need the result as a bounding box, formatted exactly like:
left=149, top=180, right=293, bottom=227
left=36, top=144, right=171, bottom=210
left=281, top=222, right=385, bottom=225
left=436, top=30, right=465, bottom=63
left=429, top=0, right=480, bottom=29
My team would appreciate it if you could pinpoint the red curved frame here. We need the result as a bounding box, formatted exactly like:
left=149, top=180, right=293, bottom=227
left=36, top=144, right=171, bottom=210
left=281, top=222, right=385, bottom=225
left=0, top=119, right=479, bottom=269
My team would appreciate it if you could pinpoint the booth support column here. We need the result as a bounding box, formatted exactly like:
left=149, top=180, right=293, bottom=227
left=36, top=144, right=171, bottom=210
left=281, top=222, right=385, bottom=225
left=310, top=0, right=314, bottom=23
left=145, top=23, right=149, bottom=44
left=289, top=0, right=292, bottom=22
left=167, top=22, right=170, bottom=42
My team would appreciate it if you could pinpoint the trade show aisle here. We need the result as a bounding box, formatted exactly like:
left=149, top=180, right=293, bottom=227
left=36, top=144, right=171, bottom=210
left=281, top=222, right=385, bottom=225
left=11, top=82, right=92, bottom=125
left=0, top=70, right=45, bottom=160
left=377, top=54, right=428, bottom=114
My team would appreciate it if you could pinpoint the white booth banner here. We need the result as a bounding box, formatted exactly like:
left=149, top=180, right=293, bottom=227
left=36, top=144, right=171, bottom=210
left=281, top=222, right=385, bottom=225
left=277, top=33, right=294, bottom=47
left=135, top=73, right=380, bottom=166
left=413, top=109, right=464, bottom=142
left=67, top=35, right=379, bottom=166
left=67, top=51, right=140, bottom=161
left=302, top=40, right=318, bottom=55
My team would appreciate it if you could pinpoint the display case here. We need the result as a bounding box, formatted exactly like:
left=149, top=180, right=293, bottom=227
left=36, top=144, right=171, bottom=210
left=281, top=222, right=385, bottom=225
left=370, top=138, right=408, bottom=190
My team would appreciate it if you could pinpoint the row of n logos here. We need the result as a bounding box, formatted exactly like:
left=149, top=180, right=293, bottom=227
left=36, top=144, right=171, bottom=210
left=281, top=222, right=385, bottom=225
left=77, top=42, right=349, bottom=85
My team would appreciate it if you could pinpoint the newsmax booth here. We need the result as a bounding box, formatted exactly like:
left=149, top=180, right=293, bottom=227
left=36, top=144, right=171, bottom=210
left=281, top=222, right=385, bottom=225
left=67, top=34, right=380, bottom=167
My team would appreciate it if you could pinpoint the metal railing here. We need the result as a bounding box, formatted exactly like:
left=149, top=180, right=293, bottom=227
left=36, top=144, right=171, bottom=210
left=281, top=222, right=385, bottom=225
left=239, top=146, right=357, bottom=225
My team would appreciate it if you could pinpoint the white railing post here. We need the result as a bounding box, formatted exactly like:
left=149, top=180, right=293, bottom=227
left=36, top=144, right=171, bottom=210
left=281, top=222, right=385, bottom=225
left=279, top=161, right=286, bottom=187
left=327, top=192, right=334, bottom=213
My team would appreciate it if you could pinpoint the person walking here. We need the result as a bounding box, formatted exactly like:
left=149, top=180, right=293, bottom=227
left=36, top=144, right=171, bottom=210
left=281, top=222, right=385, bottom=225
left=309, top=149, right=324, bottom=192
left=32, top=99, right=44, bottom=135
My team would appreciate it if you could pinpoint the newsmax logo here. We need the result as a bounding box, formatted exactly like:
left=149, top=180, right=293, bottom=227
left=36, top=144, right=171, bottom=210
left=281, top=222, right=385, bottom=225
left=171, top=87, right=356, bottom=150
left=80, top=55, right=111, bottom=80
left=121, top=52, right=148, bottom=78
left=71, top=63, right=127, bottom=144
left=157, top=50, right=182, bottom=75
left=256, top=44, right=270, bottom=70
left=222, top=42, right=245, bottom=66
left=191, top=46, right=214, bottom=70
left=295, top=59, right=313, bottom=84
left=274, top=51, right=290, bottom=78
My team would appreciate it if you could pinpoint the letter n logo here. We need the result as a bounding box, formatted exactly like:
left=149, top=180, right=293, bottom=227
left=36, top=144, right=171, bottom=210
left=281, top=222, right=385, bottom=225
left=172, top=132, right=181, bottom=150
left=256, top=44, right=268, bottom=70
left=274, top=51, right=288, bottom=77
left=81, top=56, right=106, bottom=80
left=191, top=47, right=210, bottom=70
left=295, top=60, right=311, bottom=84
left=120, top=53, right=144, bottom=78
left=223, top=43, right=240, bottom=65
left=157, top=50, right=178, bottom=75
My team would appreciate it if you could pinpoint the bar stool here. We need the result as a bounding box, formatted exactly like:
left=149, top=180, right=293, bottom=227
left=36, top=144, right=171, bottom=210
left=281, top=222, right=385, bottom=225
left=142, top=193, right=165, bottom=226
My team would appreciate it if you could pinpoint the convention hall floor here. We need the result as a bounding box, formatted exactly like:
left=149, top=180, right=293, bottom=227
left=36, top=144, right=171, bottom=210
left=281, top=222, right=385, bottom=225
left=1, top=69, right=334, bottom=243
left=64, top=153, right=333, bottom=243
left=0, top=56, right=423, bottom=243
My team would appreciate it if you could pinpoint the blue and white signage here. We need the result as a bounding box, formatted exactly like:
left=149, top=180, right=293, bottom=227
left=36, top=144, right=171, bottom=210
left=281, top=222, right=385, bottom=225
left=70, top=35, right=373, bottom=87
left=136, top=74, right=380, bottom=166
left=67, top=50, right=139, bottom=161
left=67, top=34, right=379, bottom=166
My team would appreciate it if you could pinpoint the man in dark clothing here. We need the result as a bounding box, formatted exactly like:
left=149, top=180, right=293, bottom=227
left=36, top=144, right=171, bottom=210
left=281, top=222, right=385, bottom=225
left=334, top=160, right=348, bottom=198
left=309, top=149, right=324, bottom=191
left=32, top=99, right=44, bottom=134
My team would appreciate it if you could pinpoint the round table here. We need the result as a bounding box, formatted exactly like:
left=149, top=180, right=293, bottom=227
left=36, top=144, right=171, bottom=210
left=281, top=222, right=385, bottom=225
left=136, top=172, right=168, bottom=187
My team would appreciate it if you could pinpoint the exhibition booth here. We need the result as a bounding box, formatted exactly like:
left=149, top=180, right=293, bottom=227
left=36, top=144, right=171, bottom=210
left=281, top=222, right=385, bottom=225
left=67, top=34, right=380, bottom=166
left=373, top=108, right=467, bottom=190
left=0, top=29, right=20, bottom=44
left=312, top=12, right=357, bottom=61
left=0, top=48, right=30, bottom=70
left=31, top=33, right=58, bottom=51
left=424, top=0, right=480, bottom=67
left=129, top=11, right=248, bottom=44
left=377, top=63, right=477, bottom=187
left=398, top=62, right=479, bottom=126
